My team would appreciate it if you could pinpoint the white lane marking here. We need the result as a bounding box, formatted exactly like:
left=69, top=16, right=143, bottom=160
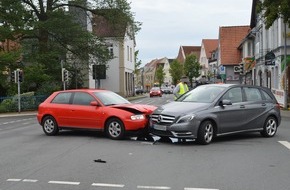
left=48, top=181, right=80, bottom=185
left=0, top=118, right=34, bottom=126
left=7, top=179, right=22, bottom=182
left=184, top=188, right=219, bottom=190
left=91, top=183, right=124, bottom=187
left=278, top=141, right=290, bottom=150
left=137, top=186, right=171, bottom=189
left=133, top=100, right=143, bottom=103
left=22, top=179, right=38, bottom=182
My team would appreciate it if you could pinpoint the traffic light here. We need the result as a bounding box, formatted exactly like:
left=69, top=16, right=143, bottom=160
left=239, top=63, right=244, bottom=75
left=18, top=70, right=23, bottom=82
left=10, top=70, right=16, bottom=83
left=62, top=68, right=69, bottom=82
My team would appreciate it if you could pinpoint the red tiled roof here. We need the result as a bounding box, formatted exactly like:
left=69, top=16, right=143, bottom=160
left=202, top=39, right=218, bottom=59
left=183, top=46, right=201, bottom=59
left=219, top=26, right=250, bottom=65
left=176, top=46, right=201, bottom=63
left=92, top=14, right=127, bottom=38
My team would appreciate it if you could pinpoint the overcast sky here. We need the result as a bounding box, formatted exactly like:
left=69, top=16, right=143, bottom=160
left=130, top=0, right=253, bottom=66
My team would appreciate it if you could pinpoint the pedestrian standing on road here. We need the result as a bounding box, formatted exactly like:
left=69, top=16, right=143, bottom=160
left=173, top=76, right=189, bottom=100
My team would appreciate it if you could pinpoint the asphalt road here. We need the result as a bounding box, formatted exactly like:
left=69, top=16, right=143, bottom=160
left=0, top=94, right=290, bottom=190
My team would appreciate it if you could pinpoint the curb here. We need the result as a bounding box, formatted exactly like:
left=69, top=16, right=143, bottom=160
left=0, top=111, right=37, bottom=118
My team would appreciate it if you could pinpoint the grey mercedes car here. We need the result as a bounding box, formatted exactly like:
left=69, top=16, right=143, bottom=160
left=149, top=84, right=281, bottom=145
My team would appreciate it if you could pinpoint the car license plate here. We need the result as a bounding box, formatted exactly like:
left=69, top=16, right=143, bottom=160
left=153, top=124, right=166, bottom=131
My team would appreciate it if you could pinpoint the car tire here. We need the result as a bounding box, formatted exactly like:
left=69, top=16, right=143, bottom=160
left=197, top=120, right=214, bottom=145
left=260, top=116, right=277, bottom=137
left=105, top=118, right=125, bottom=140
left=42, top=116, right=59, bottom=136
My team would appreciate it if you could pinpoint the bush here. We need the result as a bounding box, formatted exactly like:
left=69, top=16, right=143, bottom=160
left=0, top=98, right=18, bottom=112
left=0, top=93, right=48, bottom=113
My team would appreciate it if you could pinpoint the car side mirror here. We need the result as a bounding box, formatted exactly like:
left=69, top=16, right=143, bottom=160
left=90, top=101, right=100, bottom=106
left=219, top=99, right=232, bottom=107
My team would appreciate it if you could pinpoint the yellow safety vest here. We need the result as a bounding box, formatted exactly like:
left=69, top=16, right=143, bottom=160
left=175, top=82, right=189, bottom=99
left=178, top=82, right=189, bottom=95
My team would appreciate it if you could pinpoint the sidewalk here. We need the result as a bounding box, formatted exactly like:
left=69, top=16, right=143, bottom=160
left=280, top=109, right=290, bottom=118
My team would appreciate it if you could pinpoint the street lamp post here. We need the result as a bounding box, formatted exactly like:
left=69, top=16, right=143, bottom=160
left=284, top=22, right=288, bottom=109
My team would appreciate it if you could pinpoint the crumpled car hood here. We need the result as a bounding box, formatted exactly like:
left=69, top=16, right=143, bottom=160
left=112, top=104, right=157, bottom=114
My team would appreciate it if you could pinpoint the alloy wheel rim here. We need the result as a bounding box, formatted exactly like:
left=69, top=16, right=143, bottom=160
left=204, top=124, right=213, bottom=143
left=44, top=119, right=54, bottom=133
left=266, top=119, right=277, bottom=136
left=109, top=121, right=121, bottom=137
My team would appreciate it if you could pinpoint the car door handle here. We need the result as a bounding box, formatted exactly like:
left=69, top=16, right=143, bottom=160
left=261, top=103, right=266, bottom=106
left=240, top=105, right=245, bottom=108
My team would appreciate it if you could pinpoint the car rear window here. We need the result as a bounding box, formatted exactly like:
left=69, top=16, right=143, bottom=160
left=51, top=92, right=72, bottom=104
left=260, top=89, right=274, bottom=101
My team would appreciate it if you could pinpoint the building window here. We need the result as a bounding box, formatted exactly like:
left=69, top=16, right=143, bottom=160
left=127, top=46, right=129, bottom=61
left=108, top=44, right=113, bottom=56
left=130, top=47, right=132, bottom=62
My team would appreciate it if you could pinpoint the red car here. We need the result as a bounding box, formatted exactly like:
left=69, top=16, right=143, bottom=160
left=37, top=89, right=156, bottom=140
left=149, top=87, right=162, bottom=97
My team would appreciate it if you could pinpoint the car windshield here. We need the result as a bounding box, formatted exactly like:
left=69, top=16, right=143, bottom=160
left=151, top=87, right=160, bottom=91
left=94, top=91, right=130, bottom=106
left=176, top=85, right=226, bottom=103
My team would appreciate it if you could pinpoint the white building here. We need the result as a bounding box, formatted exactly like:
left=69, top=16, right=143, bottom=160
left=250, top=0, right=290, bottom=107
left=90, top=13, right=135, bottom=97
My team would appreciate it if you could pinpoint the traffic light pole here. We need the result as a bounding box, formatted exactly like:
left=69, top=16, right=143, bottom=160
left=17, top=78, right=21, bottom=113
left=16, top=69, right=21, bottom=113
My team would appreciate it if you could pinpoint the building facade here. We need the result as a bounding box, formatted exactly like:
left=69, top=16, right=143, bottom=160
left=217, top=25, right=251, bottom=84
left=249, top=0, right=290, bottom=107
left=199, top=39, right=218, bottom=78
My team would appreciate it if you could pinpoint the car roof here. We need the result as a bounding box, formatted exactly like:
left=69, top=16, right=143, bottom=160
left=56, top=89, right=110, bottom=93
left=199, top=83, right=267, bottom=88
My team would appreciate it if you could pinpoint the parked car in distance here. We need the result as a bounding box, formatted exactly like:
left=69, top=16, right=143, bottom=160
left=37, top=89, right=157, bottom=140
left=150, top=84, right=281, bottom=145
left=135, top=88, right=145, bottom=95
left=149, top=87, right=162, bottom=97
left=161, top=87, right=173, bottom=94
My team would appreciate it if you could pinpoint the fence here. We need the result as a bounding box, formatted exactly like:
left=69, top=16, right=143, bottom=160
left=0, top=95, right=48, bottom=113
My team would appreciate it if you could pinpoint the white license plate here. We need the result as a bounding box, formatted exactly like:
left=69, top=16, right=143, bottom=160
left=154, top=124, right=166, bottom=131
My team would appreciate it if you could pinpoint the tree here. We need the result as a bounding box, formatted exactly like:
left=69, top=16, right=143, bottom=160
left=0, top=48, right=22, bottom=96
left=0, top=0, right=140, bottom=93
left=169, top=59, right=183, bottom=85
left=183, top=54, right=201, bottom=88
left=134, top=50, right=142, bottom=74
left=257, top=0, right=290, bottom=29
left=155, top=65, right=165, bottom=87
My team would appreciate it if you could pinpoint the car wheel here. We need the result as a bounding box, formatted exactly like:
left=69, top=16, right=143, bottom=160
left=106, top=118, right=125, bottom=140
left=260, top=116, right=277, bottom=137
left=42, top=116, right=59, bottom=136
left=197, top=120, right=214, bottom=145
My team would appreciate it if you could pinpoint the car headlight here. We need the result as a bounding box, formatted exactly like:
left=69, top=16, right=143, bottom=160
left=131, top=114, right=145, bottom=120
left=176, top=114, right=195, bottom=123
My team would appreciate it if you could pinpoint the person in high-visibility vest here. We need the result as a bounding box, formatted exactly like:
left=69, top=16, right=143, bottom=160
left=173, top=76, right=189, bottom=100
